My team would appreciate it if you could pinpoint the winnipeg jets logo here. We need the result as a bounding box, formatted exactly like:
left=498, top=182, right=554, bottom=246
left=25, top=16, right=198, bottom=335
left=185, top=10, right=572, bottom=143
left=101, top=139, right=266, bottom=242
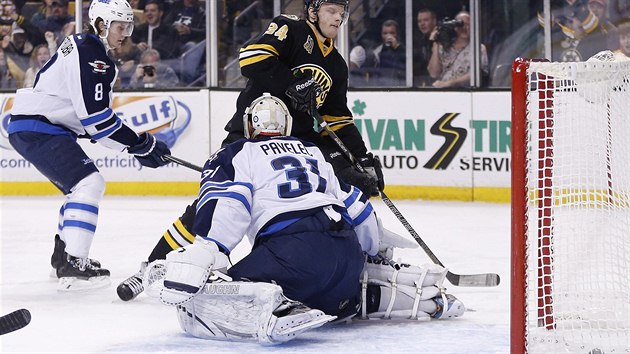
left=89, top=60, right=110, bottom=73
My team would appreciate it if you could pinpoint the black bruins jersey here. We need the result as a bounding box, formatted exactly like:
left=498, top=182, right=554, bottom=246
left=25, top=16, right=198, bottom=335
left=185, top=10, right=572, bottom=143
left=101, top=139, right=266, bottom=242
left=223, top=14, right=368, bottom=165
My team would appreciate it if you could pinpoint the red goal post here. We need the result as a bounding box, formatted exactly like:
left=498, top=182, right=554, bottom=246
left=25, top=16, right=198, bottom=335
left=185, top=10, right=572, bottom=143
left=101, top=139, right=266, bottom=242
left=511, top=54, right=630, bottom=354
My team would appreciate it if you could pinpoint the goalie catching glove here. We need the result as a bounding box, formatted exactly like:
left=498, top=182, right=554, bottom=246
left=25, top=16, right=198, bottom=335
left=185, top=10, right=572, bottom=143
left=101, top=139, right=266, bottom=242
left=160, top=236, right=229, bottom=306
left=127, top=132, right=171, bottom=168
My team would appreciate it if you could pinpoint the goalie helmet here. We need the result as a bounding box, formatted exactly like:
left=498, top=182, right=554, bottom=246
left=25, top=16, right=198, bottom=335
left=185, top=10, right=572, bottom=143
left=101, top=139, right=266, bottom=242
left=304, top=0, right=349, bottom=24
left=243, top=93, right=293, bottom=139
left=88, top=0, right=134, bottom=39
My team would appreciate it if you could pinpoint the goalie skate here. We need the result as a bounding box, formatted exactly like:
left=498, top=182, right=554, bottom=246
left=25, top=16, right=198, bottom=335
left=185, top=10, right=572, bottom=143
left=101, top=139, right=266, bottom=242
left=175, top=281, right=335, bottom=344
left=432, top=293, right=465, bottom=319
left=57, top=255, right=110, bottom=291
left=360, top=255, right=465, bottom=320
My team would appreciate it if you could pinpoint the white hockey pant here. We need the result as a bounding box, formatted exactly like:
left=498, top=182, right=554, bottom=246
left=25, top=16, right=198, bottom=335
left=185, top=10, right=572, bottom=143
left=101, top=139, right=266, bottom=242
left=360, top=259, right=449, bottom=320
left=175, top=281, right=334, bottom=344
left=58, top=172, right=105, bottom=258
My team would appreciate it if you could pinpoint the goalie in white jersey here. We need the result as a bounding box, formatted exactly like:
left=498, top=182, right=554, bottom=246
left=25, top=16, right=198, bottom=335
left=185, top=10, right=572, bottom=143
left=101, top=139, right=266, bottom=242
left=158, top=93, right=465, bottom=344
left=7, top=0, right=170, bottom=291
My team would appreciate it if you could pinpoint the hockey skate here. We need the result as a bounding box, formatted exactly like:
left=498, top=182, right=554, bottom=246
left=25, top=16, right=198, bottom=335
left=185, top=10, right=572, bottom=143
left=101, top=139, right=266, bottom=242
left=432, top=293, right=465, bottom=319
left=268, top=299, right=335, bottom=343
left=50, top=234, right=101, bottom=278
left=117, top=261, right=147, bottom=301
left=57, top=255, right=110, bottom=291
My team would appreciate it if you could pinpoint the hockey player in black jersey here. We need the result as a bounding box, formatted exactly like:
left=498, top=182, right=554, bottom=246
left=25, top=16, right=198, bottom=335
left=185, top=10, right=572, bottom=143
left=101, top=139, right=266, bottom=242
left=117, top=0, right=384, bottom=300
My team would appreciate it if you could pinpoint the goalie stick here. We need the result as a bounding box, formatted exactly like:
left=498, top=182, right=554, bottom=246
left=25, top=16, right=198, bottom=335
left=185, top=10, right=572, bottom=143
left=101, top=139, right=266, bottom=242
left=309, top=109, right=500, bottom=287
left=0, top=309, right=31, bottom=335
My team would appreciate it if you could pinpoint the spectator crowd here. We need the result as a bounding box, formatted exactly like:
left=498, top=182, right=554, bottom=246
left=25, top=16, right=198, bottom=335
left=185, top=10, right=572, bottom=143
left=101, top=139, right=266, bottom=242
left=1, top=0, right=629, bottom=91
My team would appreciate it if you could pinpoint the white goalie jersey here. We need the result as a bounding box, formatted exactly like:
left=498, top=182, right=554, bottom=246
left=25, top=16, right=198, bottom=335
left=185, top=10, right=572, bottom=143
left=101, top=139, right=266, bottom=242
left=192, top=136, right=380, bottom=256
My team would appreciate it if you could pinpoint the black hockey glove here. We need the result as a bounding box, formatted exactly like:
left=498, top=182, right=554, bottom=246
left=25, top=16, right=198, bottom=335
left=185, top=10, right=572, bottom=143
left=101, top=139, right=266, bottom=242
left=285, top=72, right=322, bottom=116
left=361, top=153, right=385, bottom=192
left=337, top=153, right=384, bottom=197
left=128, top=132, right=171, bottom=168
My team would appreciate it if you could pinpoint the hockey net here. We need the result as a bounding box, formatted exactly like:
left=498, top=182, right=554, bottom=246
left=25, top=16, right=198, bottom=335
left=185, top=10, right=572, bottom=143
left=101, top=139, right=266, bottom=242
left=511, top=52, right=630, bottom=354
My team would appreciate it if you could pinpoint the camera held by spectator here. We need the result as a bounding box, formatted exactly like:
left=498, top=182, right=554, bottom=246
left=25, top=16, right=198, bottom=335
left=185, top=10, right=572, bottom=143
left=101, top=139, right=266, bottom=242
left=435, top=18, right=464, bottom=48
left=142, top=65, right=155, bottom=77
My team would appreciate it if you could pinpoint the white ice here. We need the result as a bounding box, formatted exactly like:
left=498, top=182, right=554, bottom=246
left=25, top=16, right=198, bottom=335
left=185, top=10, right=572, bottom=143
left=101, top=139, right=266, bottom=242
left=0, top=196, right=510, bottom=353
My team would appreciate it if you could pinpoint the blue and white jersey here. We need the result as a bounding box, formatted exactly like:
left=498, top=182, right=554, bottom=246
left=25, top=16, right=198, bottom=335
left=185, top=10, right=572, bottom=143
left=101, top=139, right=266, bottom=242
left=9, top=33, right=138, bottom=150
left=193, top=136, right=380, bottom=256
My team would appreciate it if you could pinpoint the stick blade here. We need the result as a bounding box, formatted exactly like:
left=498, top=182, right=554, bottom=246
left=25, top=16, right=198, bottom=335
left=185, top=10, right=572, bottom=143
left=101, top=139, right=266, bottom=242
left=0, top=309, right=31, bottom=335
left=447, top=271, right=501, bottom=287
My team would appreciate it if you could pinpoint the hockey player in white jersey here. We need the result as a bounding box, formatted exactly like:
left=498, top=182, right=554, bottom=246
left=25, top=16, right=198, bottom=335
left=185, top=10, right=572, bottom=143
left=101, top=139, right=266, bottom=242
left=155, top=93, right=465, bottom=344
left=7, top=0, right=170, bottom=291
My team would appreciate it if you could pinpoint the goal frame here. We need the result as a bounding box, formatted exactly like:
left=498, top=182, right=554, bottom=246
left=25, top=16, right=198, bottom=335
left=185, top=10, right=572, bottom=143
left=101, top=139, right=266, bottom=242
left=511, top=57, right=556, bottom=354
left=511, top=57, right=528, bottom=354
left=511, top=55, right=630, bottom=353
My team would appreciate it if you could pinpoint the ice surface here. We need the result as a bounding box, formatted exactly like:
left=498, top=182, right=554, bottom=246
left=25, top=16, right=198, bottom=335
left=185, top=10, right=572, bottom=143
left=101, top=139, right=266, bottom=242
left=0, top=196, right=510, bottom=353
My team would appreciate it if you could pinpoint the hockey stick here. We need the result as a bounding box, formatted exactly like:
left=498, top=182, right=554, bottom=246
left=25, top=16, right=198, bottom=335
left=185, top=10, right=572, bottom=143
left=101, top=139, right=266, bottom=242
left=310, top=110, right=500, bottom=287
left=164, top=155, right=203, bottom=172
left=0, top=309, right=31, bottom=335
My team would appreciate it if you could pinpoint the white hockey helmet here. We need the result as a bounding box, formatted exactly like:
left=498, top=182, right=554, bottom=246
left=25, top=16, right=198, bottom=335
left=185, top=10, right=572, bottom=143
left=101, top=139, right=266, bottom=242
left=243, top=93, right=293, bottom=139
left=88, top=0, right=134, bottom=38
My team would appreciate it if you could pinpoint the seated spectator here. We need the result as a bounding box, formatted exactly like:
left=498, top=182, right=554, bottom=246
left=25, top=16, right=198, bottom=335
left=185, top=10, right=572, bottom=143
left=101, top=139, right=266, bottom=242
left=128, top=0, right=146, bottom=26
left=127, top=48, right=179, bottom=89
left=3, top=24, right=36, bottom=87
left=22, top=42, right=48, bottom=87
left=369, top=19, right=406, bottom=86
left=348, top=44, right=371, bottom=87
left=163, top=0, right=205, bottom=84
left=131, top=0, right=181, bottom=60
left=30, top=0, right=74, bottom=47
left=414, top=8, right=437, bottom=87
left=111, top=37, right=141, bottom=89
left=164, top=0, right=205, bottom=45
left=428, top=11, right=488, bottom=88
left=615, top=18, right=630, bottom=56
left=0, top=0, right=46, bottom=48
left=549, top=0, right=618, bottom=61
left=0, top=47, right=16, bottom=88
left=582, top=0, right=618, bottom=57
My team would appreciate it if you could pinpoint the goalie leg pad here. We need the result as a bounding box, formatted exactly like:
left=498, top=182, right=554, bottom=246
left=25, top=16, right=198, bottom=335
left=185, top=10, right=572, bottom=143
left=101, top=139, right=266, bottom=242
left=360, top=259, right=465, bottom=320
left=175, top=281, right=335, bottom=344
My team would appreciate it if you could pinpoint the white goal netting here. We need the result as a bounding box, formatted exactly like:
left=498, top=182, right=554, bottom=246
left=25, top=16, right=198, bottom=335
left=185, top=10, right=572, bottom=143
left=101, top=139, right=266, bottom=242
left=523, top=53, right=630, bottom=353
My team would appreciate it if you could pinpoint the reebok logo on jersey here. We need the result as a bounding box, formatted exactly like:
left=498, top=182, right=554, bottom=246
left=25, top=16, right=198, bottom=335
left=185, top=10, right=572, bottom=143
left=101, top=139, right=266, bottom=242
left=89, top=60, right=110, bottom=73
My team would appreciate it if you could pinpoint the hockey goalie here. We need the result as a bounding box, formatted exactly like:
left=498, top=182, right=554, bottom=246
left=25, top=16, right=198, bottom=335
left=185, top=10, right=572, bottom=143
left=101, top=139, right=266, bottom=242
left=124, top=93, right=465, bottom=344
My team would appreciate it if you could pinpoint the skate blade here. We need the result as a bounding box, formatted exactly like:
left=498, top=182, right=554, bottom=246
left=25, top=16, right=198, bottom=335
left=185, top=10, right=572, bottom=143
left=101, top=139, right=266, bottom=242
left=57, top=276, right=111, bottom=292
left=271, top=312, right=336, bottom=341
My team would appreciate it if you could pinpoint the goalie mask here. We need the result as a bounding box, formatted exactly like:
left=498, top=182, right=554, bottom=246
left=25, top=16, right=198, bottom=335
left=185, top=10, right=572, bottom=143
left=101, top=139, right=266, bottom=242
left=89, top=0, right=134, bottom=40
left=243, top=93, right=293, bottom=139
